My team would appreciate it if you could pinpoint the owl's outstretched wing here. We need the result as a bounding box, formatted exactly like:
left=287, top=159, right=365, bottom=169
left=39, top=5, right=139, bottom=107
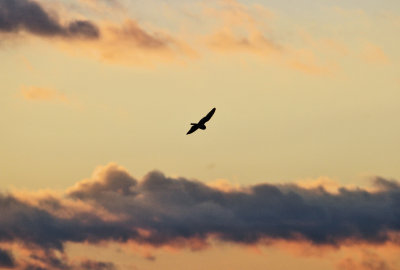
left=199, top=108, right=216, bottom=125
left=186, top=125, right=199, bottom=135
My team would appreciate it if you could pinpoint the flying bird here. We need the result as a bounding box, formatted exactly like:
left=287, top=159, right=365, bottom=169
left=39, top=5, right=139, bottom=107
left=186, top=108, right=216, bottom=135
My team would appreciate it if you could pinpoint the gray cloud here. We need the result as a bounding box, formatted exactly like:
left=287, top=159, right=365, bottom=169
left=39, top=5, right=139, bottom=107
left=0, top=248, right=15, bottom=268
left=23, top=252, right=116, bottom=270
left=0, top=0, right=99, bottom=38
left=68, top=166, right=400, bottom=246
left=23, top=266, right=46, bottom=270
left=1, top=164, right=400, bottom=255
left=0, top=194, right=138, bottom=250
left=80, top=260, right=116, bottom=270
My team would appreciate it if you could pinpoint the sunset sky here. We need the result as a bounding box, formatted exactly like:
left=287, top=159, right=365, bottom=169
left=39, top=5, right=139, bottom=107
left=1, top=0, right=400, bottom=269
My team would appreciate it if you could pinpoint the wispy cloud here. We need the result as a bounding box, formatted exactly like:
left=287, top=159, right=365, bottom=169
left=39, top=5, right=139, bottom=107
left=361, top=43, right=390, bottom=64
left=338, top=250, right=395, bottom=270
left=78, top=0, right=122, bottom=11
left=202, top=0, right=340, bottom=75
left=0, top=0, right=355, bottom=71
left=207, top=29, right=280, bottom=55
left=287, top=49, right=336, bottom=75
left=204, top=0, right=280, bottom=56
left=21, top=86, right=69, bottom=103
left=57, top=20, right=197, bottom=67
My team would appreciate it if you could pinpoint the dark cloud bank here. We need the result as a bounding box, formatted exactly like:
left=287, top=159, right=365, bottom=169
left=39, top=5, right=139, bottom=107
left=0, top=248, right=15, bottom=268
left=1, top=164, right=400, bottom=268
left=2, top=165, right=400, bottom=249
left=0, top=0, right=99, bottom=38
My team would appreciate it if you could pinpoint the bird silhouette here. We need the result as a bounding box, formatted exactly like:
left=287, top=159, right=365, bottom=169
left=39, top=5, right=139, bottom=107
left=186, top=108, right=216, bottom=135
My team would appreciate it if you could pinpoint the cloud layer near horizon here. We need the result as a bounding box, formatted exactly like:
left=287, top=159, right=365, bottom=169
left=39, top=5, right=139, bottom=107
left=2, top=164, right=400, bottom=253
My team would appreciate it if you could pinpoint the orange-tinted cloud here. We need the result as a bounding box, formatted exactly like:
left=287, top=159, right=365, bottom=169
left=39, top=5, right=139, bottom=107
left=21, top=86, right=69, bottom=103
left=204, top=0, right=280, bottom=57
left=207, top=29, right=279, bottom=55
left=202, top=0, right=341, bottom=75
left=0, top=0, right=352, bottom=72
left=338, top=250, right=395, bottom=270
left=79, top=0, right=121, bottom=9
left=56, top=19, right=197, bottom=67
left=287, top=48, right=337, bottom=75
left=0, top=0, right=194, bottom=66
left=361, top=43, right=390, bottom=64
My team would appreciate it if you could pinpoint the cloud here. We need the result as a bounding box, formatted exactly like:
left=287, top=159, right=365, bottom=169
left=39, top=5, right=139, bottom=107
left=207, top=29, right=279, bottom=55
left=75, top=0, right=126, bottom=20
left=25, top=252, right=116, bottom=270
left=109, top=20, right=168, bottom=49
left=57, top=20, right=197, bottom=67
left=204, top=0, right=280, bottom=56
left=0, top=0, right=192, bottom=65
left=0, top=0, right=345, bottom=70
left=202, top=0, right=338, bottom=75
left=80, top=260, right=116, bottom=270
left=361, top=43, right=389, bottom=64
left=287, top=49, right=335, bottom=75
left=21, top=251, right=116, bottom=270
left=338, top=251, right=394, bottom=270
left=80, top=0, right=119, bottom=6
left=3, top=164, right=400, bottom=268
left=1, top=163, right=400, bottom=256
left=21, top=86, right=69, bottom=103
left=78, top=0, right=121, bottom=10
left=0, top=0, right=194, bottom=66
left=67, top=165, right=400, bottom=246
left=0, top=191, right=141, bottom=251
left=0, top=0, right=99, bottom=39
left=0, top=248, right=15, bottom=268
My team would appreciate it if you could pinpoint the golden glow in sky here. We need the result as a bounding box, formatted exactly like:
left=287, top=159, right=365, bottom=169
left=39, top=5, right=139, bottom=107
left=1, top=0, right=400, bottom=269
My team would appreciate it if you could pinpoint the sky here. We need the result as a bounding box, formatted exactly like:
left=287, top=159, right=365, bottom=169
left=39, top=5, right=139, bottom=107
left=1, top=0, right=400, bottom=269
